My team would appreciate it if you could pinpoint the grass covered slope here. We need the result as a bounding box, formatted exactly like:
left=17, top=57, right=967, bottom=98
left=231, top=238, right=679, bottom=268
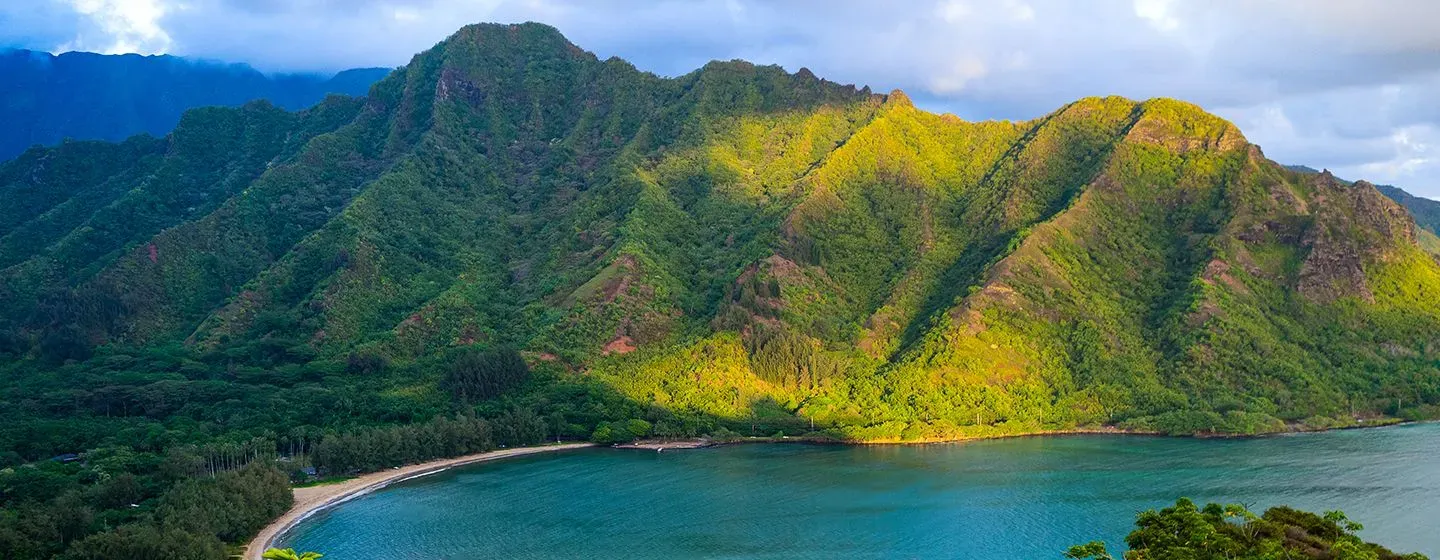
left=0, top=22, right=1436, bottom=444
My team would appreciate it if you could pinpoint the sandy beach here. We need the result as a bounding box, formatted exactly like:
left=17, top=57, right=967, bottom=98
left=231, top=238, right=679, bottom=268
left=244, top=442, right=596, bottom=559
left=614, top=438, right=716, bottom=450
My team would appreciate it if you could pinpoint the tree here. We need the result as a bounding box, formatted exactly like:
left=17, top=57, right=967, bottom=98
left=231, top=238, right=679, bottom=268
left=442, top=348, right=530, bottom=403
left=494, top=407, right=546, bottom=446
left=1064, top=541, right=1112, bottom=560
left=64, top=524, right=227, bottom=560
left=157, top=462, right=293, bottom=543
left=1073, top=499, right=1429, bottom=560
left=624, top=419, right=652, bottom=439
left=547, top=411, right=567, bottom=443
left=38, top=324, right=92, bottom=364
left=590, top=423, right=616, bottom=444
left=345, top=351, right=388, bottom=375
left=263, top=549, right=324, bottom=560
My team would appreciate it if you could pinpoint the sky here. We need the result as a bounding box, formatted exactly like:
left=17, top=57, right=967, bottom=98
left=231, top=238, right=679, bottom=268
left=2, top=0, right=1439, bottom=198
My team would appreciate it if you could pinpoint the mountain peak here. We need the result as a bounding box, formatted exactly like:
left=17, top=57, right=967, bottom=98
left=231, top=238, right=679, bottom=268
left=425, top=21, right=592, bottom=74
left=884, top=89, right=913, bottom=107
left=1125, top=97, right=1247, bottom=152
left=445, top=21, right=578, bottom=53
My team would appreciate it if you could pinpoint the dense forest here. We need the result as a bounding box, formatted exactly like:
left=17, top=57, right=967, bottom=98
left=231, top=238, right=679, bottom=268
left=1, top=22, right=1438, bottom=557
left=1067, top=499, right=1429, bottom=560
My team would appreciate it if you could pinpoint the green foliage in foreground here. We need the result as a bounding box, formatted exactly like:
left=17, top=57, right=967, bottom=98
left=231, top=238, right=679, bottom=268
left=263, top=548, right=323, bottom=560
left=1066, top=499, right=1428, bottom=560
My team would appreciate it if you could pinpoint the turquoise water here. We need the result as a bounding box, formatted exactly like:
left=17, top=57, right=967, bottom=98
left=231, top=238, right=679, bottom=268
left=281, top=423, right=1440, bottom=559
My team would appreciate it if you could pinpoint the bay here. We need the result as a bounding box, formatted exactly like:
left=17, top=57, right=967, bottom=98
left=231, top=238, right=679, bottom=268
left=281, top=422, right=1440, bottom=559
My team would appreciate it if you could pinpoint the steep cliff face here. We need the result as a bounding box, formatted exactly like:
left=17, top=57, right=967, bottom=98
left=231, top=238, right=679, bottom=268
left=1287, top=165, right=1440, bottom=258
left=1, top=23, right=1436, bottom=438
left=1373, top=183, right=1440, bottom=235
left=1297, top=174, right=1416, bottom=303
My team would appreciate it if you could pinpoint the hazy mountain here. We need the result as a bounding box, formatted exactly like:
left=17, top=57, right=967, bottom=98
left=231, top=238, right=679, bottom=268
left=0, top=48, right=390, bottom=161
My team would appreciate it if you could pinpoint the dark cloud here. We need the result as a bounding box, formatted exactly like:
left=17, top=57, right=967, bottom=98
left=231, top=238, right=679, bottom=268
left=3, top=0, right=1438, bottom=196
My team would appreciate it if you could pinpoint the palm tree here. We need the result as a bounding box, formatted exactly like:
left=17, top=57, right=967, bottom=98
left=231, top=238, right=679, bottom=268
left=262, top=548, right=323, bottom=560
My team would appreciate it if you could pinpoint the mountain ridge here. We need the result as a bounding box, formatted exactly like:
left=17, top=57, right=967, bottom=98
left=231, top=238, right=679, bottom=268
left=2, top=21, right=1436, bottom=439
left=1285, top=164, right=1440, bottom=243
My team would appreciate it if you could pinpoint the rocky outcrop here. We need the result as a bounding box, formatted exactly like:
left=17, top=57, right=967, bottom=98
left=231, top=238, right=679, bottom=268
left=1297, top=172, right=1415, bottom=303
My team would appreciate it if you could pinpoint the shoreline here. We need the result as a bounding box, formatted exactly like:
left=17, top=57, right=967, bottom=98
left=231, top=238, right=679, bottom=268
left=244, top=419, right=1428, bottom=557
left=243, top=442, right=596, bottom=560
left=619, top=418, right=1425, bottom=449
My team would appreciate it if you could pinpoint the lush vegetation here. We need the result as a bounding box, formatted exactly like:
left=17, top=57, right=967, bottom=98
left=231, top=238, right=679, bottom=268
left=263, top=550, right=322, bottom=560
left=1, top=461, right=292, bottom=560
left=0, top=22, right=1437, bottom=558
left=1067, top=498, right=1428, bottom=560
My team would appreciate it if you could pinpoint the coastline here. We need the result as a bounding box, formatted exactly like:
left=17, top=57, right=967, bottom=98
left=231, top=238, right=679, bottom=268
left=618, top=418, right=1424, bottom=450
left=243, top=442, right=596, bottom=560
left=244, top=419, right=1428, bottom=557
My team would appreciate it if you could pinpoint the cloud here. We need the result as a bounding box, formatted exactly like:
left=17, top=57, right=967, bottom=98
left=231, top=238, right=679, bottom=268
left=1004, top=0, right=1035, bottom=22
left=1211, top=68, right=1440, bottom=192
left=929, top=56, right=989, bottom=95
left=56, top=0, right=173, bottom=54
left=1133, top=0, right=1179, bottom=32
left=936, top=0, right=970, bottom=23
left=5, top=0, right=1440, bottom=197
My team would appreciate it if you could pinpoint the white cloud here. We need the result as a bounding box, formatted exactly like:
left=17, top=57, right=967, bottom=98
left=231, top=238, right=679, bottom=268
left=1356, top=126, right=1436, bottom=182
left=929, top=55, right=988, bottom=95
left=56, top=0, right=173, bottom=54
left=391, top=7, right=422, bottom=23
left=1003, top=0, right=1034, bottom=22
left=936, top=0, right=970, bottom=23
left=1132, top=0, right=1178, bottom=32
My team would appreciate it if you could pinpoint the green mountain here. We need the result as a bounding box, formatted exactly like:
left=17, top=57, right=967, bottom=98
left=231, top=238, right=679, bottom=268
left=3, top=22, right=1438, bottom=440
left=3, top=21, right=1439, bottom=559
left=0, top=48, right=389, bottom=161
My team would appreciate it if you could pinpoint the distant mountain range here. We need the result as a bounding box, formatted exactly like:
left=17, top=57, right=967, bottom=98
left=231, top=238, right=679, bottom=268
left=0, top=49, right=391, bottom=161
